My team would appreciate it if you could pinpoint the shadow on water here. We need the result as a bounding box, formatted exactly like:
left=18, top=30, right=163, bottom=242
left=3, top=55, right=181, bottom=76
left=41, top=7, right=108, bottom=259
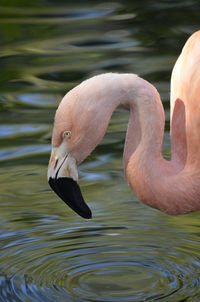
left=0, top=0, right=200, bottom=301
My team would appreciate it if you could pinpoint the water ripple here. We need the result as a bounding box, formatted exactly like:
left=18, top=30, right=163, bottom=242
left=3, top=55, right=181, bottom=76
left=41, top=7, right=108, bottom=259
left=0, top=226, right=200, bottom=302
left=0, top=144, right=50, bottom=161
left=0, top=124, right=48, bottom=138
left=0, top=5, right=116, bottom=24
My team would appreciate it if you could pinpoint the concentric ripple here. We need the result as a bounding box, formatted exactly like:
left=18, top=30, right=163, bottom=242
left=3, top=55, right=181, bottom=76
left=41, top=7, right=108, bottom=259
left=0, top=225, right=200, bottom=302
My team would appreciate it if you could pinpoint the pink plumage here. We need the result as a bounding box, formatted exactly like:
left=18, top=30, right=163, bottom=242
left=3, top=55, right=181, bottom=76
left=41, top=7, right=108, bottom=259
left=48, top=30, right=200, bottom=218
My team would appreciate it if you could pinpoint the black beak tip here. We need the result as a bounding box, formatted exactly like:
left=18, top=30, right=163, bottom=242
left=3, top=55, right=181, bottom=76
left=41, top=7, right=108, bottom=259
left=48, top=177, right=92, bottom=219
left=82, top=208, right=92, bottom=219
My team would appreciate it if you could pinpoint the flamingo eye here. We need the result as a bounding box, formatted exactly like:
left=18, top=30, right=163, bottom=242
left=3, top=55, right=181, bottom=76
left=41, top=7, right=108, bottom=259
left=63, top=131, right=71, bottom=138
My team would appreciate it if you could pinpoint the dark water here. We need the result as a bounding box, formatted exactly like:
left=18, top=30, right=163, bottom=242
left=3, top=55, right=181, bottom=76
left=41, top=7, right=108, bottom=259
left=0, top=1, right=200, bottom=301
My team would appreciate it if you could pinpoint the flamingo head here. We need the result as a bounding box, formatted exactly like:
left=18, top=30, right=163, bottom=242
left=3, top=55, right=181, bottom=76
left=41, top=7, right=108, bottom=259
left=47, top=74, right=122, bottom=219
left=47, top=87, right=96, bottom=219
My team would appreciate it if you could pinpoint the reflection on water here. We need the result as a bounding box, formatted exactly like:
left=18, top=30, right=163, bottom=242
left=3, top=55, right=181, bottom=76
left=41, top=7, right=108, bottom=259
left=0, top=0, right=200, bottom=301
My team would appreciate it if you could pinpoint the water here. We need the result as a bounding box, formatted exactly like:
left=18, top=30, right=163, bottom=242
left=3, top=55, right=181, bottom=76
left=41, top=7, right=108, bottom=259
left=0, top=0, right=200, bottom=301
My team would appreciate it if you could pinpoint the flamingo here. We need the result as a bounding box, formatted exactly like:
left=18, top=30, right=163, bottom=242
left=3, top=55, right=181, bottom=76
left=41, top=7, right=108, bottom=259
left=48, top=30, right=200, bottom=219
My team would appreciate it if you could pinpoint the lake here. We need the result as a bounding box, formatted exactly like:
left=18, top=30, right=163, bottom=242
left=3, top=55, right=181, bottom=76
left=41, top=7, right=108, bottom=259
left=0, top=0, right=200, bottom=301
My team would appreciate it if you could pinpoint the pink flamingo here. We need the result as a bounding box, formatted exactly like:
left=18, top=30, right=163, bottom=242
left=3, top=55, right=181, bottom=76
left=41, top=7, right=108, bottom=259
left=48, top=31, right=200, bottom=219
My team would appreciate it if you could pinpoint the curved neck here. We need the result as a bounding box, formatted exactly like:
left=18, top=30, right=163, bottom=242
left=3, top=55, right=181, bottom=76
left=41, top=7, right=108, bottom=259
left=60, top=73, right=200, bottom=214
left=79, top=73, right=169, bottom=198
left=84, top=73, right=193, bottom=214
left=115, top=75, right=198, bottom=215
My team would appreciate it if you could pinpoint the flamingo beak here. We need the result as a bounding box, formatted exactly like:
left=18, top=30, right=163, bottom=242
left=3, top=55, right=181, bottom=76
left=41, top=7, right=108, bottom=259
left=47, top=144, right=92, bottom=219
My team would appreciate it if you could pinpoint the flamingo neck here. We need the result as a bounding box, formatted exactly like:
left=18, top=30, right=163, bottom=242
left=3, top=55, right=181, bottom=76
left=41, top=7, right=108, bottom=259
left=110, top=74, right=193, bottom=215
left=92, top=73, right=179, bottom=212
left=122, top=77, right=200, bottom=214
left=71, top=73, right=199, bottom=214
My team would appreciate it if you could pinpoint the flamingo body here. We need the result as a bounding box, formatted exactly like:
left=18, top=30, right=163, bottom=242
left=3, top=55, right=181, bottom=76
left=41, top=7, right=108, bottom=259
left=48, top=31, right=200, bottom=218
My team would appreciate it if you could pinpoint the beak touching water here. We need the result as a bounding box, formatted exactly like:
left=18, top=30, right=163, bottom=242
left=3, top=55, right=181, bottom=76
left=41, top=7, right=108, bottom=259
left=47, top=134, right=92, bottom=219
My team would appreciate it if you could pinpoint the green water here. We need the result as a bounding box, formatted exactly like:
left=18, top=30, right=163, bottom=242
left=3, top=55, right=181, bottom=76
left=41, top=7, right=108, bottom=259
left=0, top=1, right=200, bottom=301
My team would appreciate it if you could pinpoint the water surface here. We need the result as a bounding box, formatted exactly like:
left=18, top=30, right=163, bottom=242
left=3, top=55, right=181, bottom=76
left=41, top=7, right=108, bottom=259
left=0, top=1, right=200, bottom=301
